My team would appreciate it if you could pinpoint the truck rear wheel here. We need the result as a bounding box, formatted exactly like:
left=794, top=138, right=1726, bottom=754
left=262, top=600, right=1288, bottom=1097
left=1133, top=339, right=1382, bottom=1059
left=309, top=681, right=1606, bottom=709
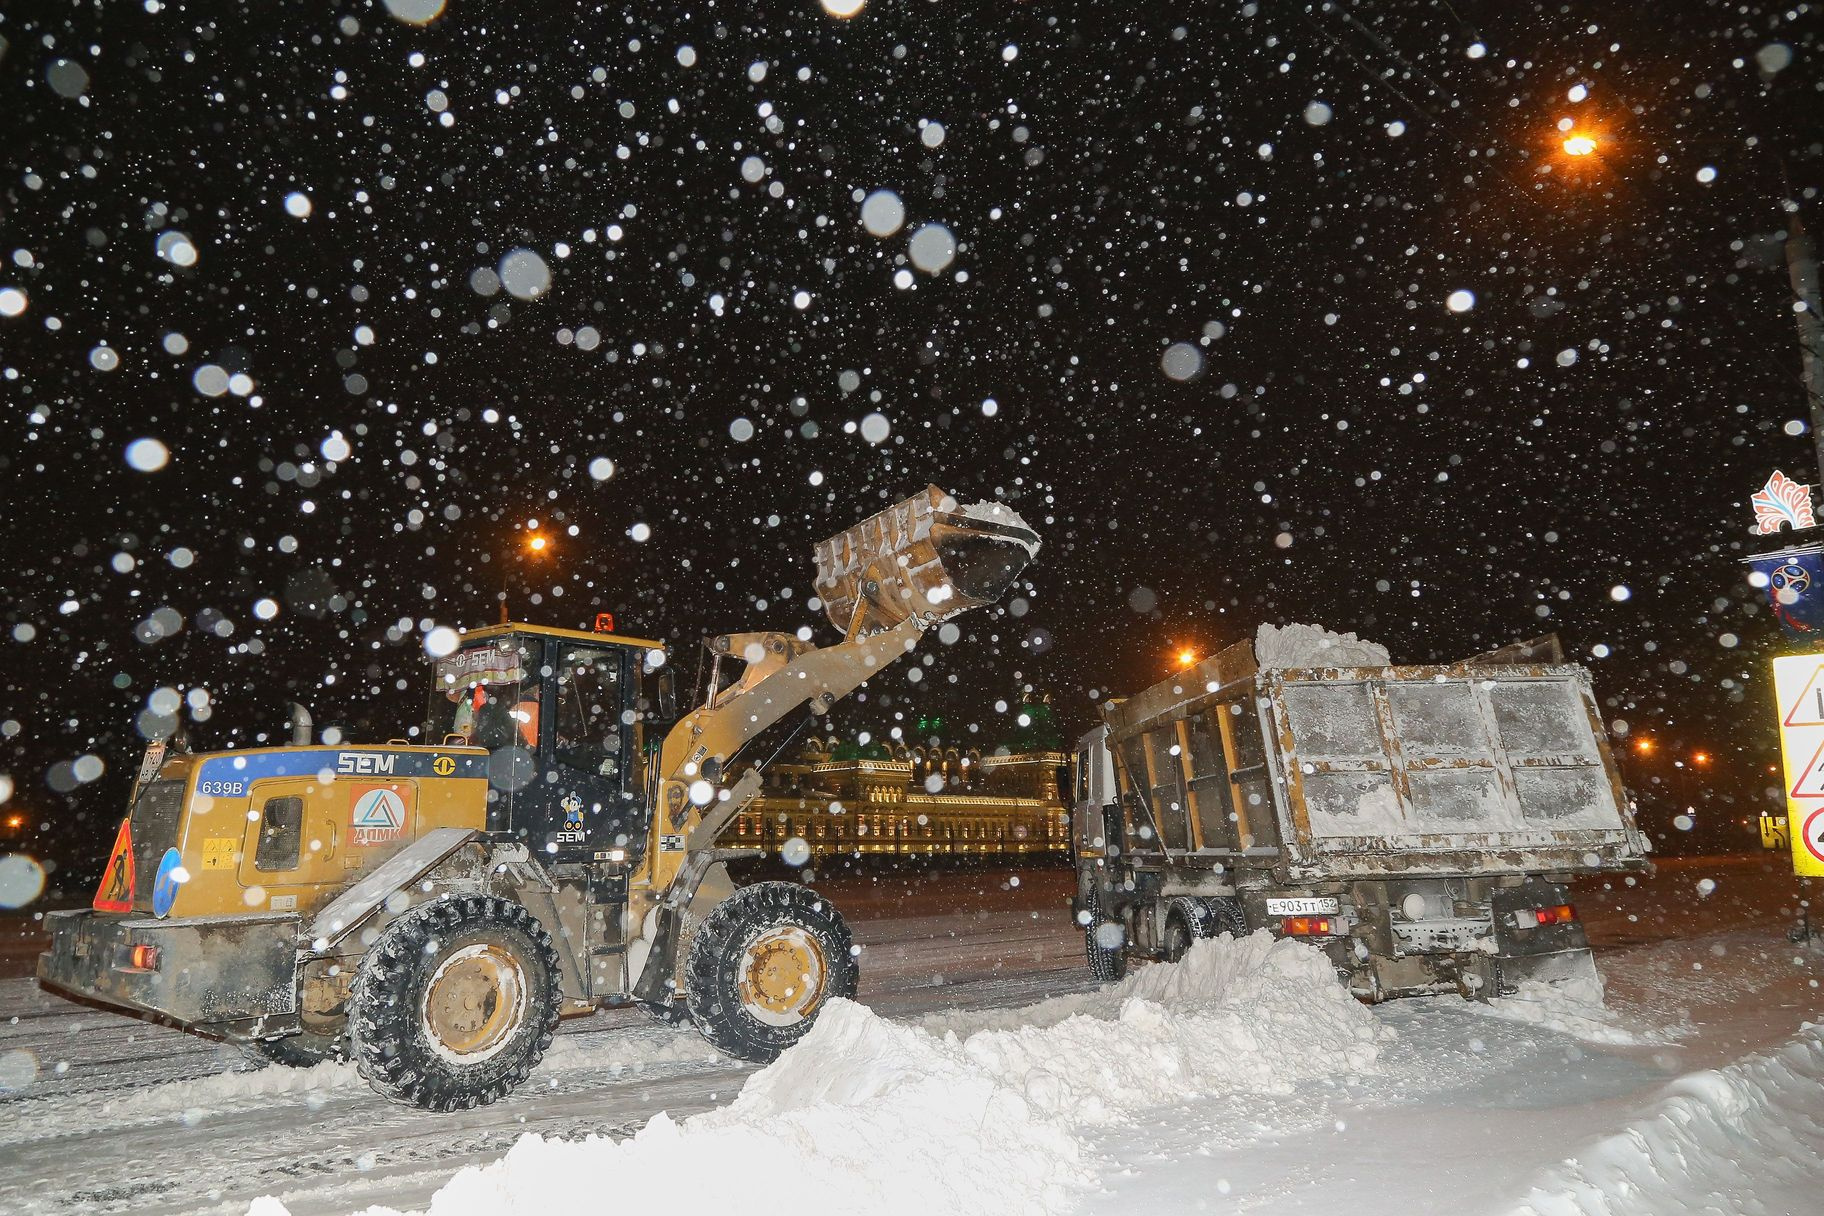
left=1161, top=896, right=1218, bottom=962
left=685, top=882, right=857, bottom=1063
left=347, top=895, right=561, bottom=1112
left=1161, top=896, right=1246, bottom=962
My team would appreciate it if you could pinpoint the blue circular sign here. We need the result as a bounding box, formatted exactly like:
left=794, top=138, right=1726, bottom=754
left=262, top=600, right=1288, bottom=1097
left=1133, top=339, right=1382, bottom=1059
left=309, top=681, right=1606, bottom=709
left=152, top=847, right=185, bottom=918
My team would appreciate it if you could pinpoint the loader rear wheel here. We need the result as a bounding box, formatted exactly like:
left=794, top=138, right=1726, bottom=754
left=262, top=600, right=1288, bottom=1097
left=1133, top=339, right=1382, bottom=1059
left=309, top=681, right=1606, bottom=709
left=1083, top=874, right=1127, bottom=983
left=685, top=882, right=857, bottom=1063
left=347, top=895, right=561, bottom=1112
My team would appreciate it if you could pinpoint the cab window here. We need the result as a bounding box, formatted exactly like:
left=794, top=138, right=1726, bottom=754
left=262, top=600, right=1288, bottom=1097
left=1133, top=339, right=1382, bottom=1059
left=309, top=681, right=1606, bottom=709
left=554, top=646, right=624, bottom=780
left=254, top=796, right=303, bottom=871
left=429, top=640, right=533, bottom=751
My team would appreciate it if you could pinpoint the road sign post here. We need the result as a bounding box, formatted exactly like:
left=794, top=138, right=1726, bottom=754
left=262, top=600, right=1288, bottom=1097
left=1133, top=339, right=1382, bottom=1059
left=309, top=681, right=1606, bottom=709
left=1772, top=654, right=1824, bottom=876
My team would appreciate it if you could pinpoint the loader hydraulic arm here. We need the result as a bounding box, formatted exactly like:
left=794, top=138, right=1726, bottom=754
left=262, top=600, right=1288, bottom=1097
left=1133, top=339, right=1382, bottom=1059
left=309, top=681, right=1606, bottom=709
left=647, top=486, right=1041, bottom=850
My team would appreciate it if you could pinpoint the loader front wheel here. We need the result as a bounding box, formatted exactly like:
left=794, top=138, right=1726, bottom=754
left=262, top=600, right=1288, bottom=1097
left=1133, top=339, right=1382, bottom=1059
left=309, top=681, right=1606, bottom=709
left=686, top=882, right=858, bottom=1063
left=347, top=895, right=561, bottom=1112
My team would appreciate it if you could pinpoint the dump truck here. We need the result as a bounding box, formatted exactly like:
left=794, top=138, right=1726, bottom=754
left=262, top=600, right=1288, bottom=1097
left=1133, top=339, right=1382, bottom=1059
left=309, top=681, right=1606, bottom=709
left=39, top=487, right=1039, bottom=1110
left=1072, top=626, right=1650, bottom=1000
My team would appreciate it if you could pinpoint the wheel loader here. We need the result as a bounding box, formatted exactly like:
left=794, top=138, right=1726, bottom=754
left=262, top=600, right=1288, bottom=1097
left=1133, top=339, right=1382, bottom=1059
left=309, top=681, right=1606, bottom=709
left=38, top=487, right=1039, bottom=1110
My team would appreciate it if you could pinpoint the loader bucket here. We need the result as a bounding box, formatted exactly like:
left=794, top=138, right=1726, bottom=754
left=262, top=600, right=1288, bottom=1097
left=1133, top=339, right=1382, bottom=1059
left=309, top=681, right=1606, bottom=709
left=814, top=485, right=1040, bottom=638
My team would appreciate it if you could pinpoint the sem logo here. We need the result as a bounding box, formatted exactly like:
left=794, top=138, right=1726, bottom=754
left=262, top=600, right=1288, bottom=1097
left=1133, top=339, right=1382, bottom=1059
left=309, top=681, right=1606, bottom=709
left=432, top=755, right=456, bottom=777
left=337, top=753, right=397, bottom=776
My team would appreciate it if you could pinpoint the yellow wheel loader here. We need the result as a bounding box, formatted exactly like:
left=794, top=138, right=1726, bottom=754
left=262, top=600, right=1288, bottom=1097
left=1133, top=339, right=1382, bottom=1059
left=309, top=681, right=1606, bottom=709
left=38, top=487, right=1039, bottom=1111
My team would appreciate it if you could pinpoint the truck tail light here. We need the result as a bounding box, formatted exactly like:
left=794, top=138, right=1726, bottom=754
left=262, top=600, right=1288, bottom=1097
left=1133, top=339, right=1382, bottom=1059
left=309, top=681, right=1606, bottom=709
left=1514, top=904, right=1577, bottom=929
left=1283, top=915, right=1336, bottom=937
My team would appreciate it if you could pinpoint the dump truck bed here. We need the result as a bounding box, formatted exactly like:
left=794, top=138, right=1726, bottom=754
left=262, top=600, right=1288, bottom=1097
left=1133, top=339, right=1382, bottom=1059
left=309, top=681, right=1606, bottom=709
left=1098, top=635, right=1648, bottom=886
left=1262, top=663, right=1647, bottom=881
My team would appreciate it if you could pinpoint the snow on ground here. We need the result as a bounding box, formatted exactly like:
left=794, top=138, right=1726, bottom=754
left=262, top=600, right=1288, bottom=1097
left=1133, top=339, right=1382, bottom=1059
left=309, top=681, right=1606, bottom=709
left=1513, top=1027, right=1824, bottom=1216
left=279, top=933, right=1380, bottom=1216
left=1472, top=974, right=1661, bottom=1046
left=5, top=859, right=1819, bottom=1216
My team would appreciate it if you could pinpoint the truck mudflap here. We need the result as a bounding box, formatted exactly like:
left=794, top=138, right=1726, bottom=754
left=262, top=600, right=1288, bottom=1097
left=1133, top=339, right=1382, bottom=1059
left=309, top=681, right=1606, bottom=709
left=1494, top=945, right=1603, bottom=993
left=37, top=909, right=301, bottom=1039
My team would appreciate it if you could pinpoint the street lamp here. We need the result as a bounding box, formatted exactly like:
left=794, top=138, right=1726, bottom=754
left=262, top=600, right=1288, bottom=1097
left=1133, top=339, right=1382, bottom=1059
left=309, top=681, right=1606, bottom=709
left=1174, top=646, right=1198, bottom=669
left=500, top=529, right=553, bottom=623
left=1562, top=134, right=1597, bottom=157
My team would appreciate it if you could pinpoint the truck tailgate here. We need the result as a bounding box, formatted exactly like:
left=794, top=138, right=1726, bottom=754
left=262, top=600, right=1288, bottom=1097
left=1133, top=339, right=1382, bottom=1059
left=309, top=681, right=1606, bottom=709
left=1264, top=665, right=1648, bottom=877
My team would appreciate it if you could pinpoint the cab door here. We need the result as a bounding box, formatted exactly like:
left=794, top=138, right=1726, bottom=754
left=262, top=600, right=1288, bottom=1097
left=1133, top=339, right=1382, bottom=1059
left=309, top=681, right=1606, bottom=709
left=520, top=641, right=643, bottom=863
left=238, top=777, right=359, bottom=900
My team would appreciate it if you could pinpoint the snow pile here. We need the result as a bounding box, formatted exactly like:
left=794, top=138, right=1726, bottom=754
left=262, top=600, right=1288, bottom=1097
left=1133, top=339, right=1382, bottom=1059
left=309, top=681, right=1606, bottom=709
left=1475, top=973, right=1653, bottom=1046
left=928, top=929, right=1387, bottom=1116
left=1255, top=621, right=1391, bottom=669
left=1509, top=1027, right=1824, bottom=1216
left=267, top=933, right=1378, bottom=1216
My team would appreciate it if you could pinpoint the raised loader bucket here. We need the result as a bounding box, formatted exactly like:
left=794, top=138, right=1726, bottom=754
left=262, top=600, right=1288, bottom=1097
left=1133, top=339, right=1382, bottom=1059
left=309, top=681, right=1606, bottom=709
left=813, top=485, right=1040, bottom=639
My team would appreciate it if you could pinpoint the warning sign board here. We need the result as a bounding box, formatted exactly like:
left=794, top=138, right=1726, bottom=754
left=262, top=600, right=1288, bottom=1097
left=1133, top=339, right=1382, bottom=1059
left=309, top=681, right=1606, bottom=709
left=1771, top=655, right=1824, bottom=876
left=93, top=818, right=135, bottom=912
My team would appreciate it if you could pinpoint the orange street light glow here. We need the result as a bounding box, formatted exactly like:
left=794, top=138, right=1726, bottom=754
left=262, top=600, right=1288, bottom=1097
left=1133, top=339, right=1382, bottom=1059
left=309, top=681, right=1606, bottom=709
left=527, top=534, right=548, bottom=553
left=1634, top=738, right=1655, bottom=755
left=1562, top=134, right=1597, bottom=156
left=1176, top=647, right=1197, bottom=668
left=1692, top=751, right=1710, bottom=766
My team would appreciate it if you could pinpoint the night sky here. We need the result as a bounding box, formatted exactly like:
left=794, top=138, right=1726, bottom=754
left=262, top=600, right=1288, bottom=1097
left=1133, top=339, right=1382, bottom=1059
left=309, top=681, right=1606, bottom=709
left=1, top=0, right=1819, bottom=886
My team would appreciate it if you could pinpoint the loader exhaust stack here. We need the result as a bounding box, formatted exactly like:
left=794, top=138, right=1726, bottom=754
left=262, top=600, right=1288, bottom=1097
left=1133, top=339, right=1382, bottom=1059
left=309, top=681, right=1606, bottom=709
left=813, top=485, right=1040, bottom=639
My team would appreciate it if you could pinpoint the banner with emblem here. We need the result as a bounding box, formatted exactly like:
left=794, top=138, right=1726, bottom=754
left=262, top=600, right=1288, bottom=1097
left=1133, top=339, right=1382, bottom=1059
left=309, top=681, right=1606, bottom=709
left=1744, top=471, right=1824, bottom=638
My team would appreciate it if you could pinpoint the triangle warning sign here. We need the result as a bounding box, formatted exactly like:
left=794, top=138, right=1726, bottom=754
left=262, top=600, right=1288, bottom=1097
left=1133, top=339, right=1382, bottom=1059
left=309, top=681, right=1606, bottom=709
left=1791, top=737, right=1824, bottom=800
left=93, top=818, right=135, bottom=913
left=1772, top=659, right=1824, bottom=729
left=1786, top=662, right=1824, bottom=727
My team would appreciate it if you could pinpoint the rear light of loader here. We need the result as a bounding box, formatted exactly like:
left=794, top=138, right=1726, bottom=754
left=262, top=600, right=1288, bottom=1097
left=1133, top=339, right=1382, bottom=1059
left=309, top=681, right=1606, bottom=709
left=116, top=943, right=160, bottom=973
left=1282, top=915, right=1337, bottom=937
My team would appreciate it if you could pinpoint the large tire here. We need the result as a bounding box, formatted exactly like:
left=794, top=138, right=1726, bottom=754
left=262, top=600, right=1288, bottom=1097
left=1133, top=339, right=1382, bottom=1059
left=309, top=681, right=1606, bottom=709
left=1161, top=896, right=1221, bottom=962
left=1203, top=896, right=1248, bottom=938
left=1083, top=873, right=1127, bottom=982
left=244, top=1027, right=346, bottom=1069
left=685, top=882, right=857, bottom=1063
left=347, top=895, right=561, bottom=1112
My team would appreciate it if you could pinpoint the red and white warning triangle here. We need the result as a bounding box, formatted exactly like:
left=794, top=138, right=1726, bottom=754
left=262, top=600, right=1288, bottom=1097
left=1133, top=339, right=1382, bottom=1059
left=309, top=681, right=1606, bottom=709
left=1783, top=661, right=1824, bottom=727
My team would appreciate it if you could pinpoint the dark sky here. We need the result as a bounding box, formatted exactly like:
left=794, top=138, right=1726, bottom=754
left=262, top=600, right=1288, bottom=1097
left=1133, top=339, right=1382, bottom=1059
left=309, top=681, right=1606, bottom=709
left=1, top=0, right=1819, bottom=882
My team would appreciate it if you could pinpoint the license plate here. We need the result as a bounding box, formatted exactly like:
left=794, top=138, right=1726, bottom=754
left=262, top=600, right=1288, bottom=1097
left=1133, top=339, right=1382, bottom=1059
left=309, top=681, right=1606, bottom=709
left=1266, top=896, right=1338, bottom=916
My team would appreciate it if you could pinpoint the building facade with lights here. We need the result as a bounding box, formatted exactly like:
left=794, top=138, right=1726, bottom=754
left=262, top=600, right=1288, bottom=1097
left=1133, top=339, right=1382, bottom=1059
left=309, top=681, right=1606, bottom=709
left=723, top=734, right=1070, bottom=860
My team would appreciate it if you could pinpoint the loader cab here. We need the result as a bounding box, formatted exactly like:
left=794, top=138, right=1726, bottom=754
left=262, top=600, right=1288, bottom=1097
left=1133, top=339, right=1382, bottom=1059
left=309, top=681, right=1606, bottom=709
left=426, top=622, right=670, bottom=864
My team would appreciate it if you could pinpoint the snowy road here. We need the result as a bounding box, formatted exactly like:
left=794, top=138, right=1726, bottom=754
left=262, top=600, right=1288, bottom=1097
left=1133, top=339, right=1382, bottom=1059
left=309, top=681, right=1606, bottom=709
left=2, top=855, right=1819, bottom=1215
